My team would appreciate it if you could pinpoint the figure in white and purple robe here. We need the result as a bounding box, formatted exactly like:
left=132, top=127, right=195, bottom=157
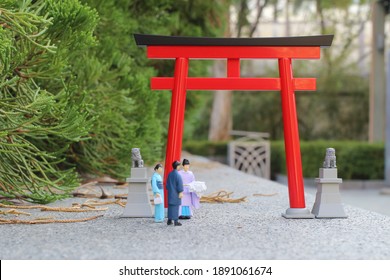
left=178, top=159, right=200, bottom=219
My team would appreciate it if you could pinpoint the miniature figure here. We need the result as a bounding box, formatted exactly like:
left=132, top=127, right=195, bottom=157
left=151, top=163, right=164, bottom=223
left=131, top=148, right=144, bottom=168
left=178, top=159, right=200, bottom=219
left=166, top=161, right=184, bottom=226
left=323, top=148, right=336, bottom=168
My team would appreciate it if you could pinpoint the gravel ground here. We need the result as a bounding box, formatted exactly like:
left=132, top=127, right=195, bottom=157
left=1, top=153, right=390, bottom=260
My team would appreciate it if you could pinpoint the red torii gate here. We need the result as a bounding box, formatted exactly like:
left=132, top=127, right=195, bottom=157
left=135, top=34, right=333, bottom=218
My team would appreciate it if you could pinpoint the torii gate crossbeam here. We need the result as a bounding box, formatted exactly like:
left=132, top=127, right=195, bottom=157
left=135, top=34, right=334, bottom=219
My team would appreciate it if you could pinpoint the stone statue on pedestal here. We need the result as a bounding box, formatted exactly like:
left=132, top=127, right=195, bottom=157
left=122, top=148, right=153, bottom=218
left=311, top=148, right=347, bottom=218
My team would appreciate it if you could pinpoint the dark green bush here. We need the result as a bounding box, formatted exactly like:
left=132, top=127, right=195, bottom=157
left=184, top=140, right=385, bottom=180
left=183, top=140, right=228, bottom=157
left=300, top=141, right=384, bottom=180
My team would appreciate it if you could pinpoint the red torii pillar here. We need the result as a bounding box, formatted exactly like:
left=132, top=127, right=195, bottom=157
left=135, top=34, right=333, bottom=218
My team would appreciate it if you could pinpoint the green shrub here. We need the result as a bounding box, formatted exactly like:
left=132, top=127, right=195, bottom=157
left=184, top=140, right=385, bottom=180
left=301, top=141, right=384, bottom=180
left=183, top=140, right=228, bottom=157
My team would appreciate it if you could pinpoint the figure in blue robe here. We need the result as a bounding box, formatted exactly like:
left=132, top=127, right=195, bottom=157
left=151, top=163, right=164, bottom=223
left=166, top=161, right=184, bottom=226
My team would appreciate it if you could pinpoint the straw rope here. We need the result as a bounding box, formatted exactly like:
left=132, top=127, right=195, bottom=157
left=252, top=193, right=278, bottom=197
left=0, top=209, right=31, bottom=216
left=72, top=199, right=126, bottom=208
left=40, top=206, right=108, bottom=212
left=200, top=190, right=247, bottom=203
left=0, top=215, right=103, bottom=225
left=0, top=203, right=45, bottom=210
left=0, top=202, right=108, bottom=212
left=0, top=188, right=126, bottom=224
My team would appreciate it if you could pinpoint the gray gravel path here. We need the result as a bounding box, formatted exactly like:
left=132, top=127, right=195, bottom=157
left=1, top=153, right=390, bottom=260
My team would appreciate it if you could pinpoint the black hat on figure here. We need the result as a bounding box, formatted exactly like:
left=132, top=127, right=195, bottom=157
left=182, top=159, right=190, bottom=166
left=154, top=163, right=162, bottom=171
left=172, top=161, right=181, bottom=169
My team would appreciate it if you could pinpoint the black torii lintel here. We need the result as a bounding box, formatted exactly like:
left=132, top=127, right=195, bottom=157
left=134, top=33, right=334, bottom=47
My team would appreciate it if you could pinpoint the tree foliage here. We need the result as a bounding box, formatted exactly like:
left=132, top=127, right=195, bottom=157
left=72, top=0, right=226, bottom=178
left=0, top=0, right=226, bottom=203
left=0, top=0, right=98, bottom=203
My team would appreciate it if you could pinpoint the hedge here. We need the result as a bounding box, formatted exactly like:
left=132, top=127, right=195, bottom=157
left=183, top=140, right=385, bottom=180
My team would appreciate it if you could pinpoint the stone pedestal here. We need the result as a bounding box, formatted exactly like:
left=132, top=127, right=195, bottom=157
left=121, top=167, right=153, bottom=218
left=311, top=168, right=347, bottom=218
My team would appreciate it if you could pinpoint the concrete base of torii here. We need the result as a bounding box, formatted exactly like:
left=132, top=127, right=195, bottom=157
left=282, top=208, right=315, bottom=219
left=311, top=168, right=347, bottom=219
left=121, top=168, right=153, bottom=218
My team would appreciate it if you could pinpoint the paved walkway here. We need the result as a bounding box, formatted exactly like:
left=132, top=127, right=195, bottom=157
left=1, top=154, right=390, bottom=260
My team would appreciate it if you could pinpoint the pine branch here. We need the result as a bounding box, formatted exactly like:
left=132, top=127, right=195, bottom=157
left=0, top=1, right=96, bottom=204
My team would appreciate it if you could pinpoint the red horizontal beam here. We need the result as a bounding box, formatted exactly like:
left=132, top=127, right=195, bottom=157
left=147, top=46, right=320, bottom=59
left=151, top=77, right=316, bottom=91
